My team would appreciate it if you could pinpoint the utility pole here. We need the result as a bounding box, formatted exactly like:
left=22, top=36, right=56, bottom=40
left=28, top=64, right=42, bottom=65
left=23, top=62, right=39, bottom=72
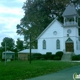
left=29, top=33, right=31, bottom=64
left=5, top=42, right=6, bottom=65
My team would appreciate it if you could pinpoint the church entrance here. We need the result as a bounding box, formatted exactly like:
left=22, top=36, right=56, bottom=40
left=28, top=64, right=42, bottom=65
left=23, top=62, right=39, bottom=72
left=65, top=38, right=74, bottom=52
left=66, top=43, right=74, bottom=52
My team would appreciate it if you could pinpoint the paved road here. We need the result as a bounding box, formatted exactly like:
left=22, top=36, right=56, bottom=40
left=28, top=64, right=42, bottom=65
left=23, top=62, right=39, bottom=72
left=26, top=65, right=80, bottom=80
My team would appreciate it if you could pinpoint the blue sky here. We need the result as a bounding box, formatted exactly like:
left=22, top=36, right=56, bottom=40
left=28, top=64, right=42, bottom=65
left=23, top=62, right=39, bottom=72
left=0, top=0, right=26, bottom=45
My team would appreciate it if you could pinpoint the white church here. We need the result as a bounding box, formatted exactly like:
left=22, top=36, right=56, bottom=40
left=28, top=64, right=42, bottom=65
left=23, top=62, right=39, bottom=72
left=37, top=3, right=80, bottom=55
left=19, top=3, right=80, bottom=56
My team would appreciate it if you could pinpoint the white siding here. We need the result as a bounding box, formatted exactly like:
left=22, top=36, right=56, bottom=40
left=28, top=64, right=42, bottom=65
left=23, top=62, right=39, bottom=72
left=38, top=20, right=64, bottom=54
left=63, top=27, right=78, bottom=37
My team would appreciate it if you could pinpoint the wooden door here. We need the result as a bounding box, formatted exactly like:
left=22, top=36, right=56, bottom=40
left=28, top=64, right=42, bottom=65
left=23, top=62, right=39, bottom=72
left=66, top=43, right=74, bottom=52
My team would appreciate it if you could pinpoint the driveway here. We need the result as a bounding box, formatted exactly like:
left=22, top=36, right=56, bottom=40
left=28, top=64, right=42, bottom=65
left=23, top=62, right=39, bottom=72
left=26, top=65, right=80, bottom=80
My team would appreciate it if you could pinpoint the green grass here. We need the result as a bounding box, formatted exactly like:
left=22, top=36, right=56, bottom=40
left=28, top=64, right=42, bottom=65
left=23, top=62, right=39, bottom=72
left=0, top=60, right=80, bottom=80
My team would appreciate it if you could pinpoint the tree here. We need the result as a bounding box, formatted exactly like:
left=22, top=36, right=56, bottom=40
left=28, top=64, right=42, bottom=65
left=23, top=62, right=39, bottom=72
left=1, top=37, right=15, bottom=51
left=16, top=0, right=80, bottom=48
left=0, top=47, right=4, bottom=60
left=16, top=38, right=24, bottom=51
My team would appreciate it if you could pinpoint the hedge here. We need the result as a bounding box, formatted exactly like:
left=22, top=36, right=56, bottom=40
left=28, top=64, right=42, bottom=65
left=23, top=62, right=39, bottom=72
left=31, top=53, right=42, bottom=60
left=72, top=55, right=80, bottom=60
left=53, top=51, right=63, bottom=60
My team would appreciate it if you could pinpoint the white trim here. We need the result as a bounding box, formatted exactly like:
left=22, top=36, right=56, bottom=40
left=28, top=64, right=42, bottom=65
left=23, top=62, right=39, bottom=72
left=38, top=36, right=79, bottom=39
left=37, top=17, right=63, bottom=39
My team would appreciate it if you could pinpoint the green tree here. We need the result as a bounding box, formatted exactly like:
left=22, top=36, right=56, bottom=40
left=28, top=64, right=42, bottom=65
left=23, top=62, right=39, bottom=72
left=16, top=38, right=24, bottom=51
left=1, top=37, right=15, bottom=51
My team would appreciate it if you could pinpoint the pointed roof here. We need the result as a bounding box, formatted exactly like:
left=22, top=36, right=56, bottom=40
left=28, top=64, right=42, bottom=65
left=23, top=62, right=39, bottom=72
left=66, top=38, right=73, bottom=43
left=62, top=3, right=79, bottom=17
left=37, top=17, right=63, bottom=39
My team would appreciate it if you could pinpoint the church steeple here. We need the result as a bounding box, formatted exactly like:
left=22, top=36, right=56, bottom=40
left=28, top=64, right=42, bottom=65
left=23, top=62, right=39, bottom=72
left=62, top=2, right=79, bottom=27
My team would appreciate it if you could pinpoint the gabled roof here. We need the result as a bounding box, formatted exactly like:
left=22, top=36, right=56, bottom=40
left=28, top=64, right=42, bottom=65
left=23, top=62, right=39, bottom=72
left=37, top=17, right=63, bottom=39
left=62, top=3, right=79, bottom=17
left=66, top=38, right=73, bottom=43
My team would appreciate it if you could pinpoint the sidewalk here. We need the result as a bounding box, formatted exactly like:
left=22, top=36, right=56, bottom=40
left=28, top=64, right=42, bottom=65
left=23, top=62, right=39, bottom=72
left=26, top=65, right=80, bottom=80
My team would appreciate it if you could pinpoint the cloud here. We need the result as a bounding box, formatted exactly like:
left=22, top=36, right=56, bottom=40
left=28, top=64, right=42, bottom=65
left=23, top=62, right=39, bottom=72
left=0, top=5, right=24, bottom=16
left=0, top=0, right=26, bottom=45
left=0, top=0, right=26, bottom=8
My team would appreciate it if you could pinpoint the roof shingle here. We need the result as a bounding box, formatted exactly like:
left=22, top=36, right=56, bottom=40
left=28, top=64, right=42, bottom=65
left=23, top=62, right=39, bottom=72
left=62, top=3, right=79, bottom=17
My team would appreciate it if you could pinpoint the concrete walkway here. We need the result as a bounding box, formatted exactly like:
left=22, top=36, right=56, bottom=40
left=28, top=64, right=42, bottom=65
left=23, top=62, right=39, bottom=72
left=26, top=65, right=80, bottom=80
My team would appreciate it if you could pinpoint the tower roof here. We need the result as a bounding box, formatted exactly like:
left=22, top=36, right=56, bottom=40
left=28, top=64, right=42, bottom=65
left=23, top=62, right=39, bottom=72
left=62, top=3, right=79, bottom=17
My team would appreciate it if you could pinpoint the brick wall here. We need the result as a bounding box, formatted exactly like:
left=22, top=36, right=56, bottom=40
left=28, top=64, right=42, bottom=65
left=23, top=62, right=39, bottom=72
left=18, top=53, right=29, bottom=60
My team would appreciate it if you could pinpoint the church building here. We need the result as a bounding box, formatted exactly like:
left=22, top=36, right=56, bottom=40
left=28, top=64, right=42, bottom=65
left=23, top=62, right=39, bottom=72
left=37, top=3, right=80, bottom=55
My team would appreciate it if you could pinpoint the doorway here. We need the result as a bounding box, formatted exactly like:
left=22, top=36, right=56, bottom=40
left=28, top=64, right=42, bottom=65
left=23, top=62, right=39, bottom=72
left=65, top=38, right=74, bottom=52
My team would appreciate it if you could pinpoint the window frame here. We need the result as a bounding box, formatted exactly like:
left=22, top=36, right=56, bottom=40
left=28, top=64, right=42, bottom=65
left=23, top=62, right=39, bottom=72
left=43, top=40, right=46, bottom=49
left=56, top=39, right=60, bottom=49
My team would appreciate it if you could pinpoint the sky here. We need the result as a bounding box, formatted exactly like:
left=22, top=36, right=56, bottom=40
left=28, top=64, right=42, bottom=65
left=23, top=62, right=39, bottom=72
left=0, top=0, right=26, bottom=45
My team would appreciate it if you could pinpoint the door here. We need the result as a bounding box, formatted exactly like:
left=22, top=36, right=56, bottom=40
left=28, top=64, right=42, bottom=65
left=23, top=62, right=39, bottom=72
left=66, top=43, right=74, bottom=52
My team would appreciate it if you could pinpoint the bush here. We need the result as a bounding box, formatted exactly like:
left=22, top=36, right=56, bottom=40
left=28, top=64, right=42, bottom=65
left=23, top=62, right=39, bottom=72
left=31, top=53, right=42, bottom=60
left=46, top=52, right=52, bottom=55
left=53, top=56, right=61, bottom=60
left=41, top=53, right=55, bottom=60
left=72, top=55, right=80, bottom=60
left=41, top=54, right=46, bottom=60
left=46, top=52, right=52, bottom=60
left=53, top=51, right=63, bottom=60
left=56, top=51, right=63, bottom=57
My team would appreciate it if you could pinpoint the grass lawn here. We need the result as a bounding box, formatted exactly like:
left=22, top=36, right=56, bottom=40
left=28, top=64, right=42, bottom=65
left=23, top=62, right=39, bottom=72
left=0, top=60, right=80, bottom=80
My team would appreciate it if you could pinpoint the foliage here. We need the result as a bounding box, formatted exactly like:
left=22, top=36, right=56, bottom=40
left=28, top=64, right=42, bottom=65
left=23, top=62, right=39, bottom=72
left=55, top=51, right=63, bottom=57
left=0, top=47, right=4, bottom=60
left=31, top=52, right=55, bottom=60
left=53, top=56, right=61, bottom=60
left=0, top=61, right=80, bottom=80
left=72, top=55, right=80, bottom=60
left=45, top=52, right=52, bottom=60
left=31, top=53, right=42, bottom=60
left=53, top=51, right=63, bottom=60
left=46, top=52, right=52, bottom=55
left=16, top=0, right=80, bottom=48
left=41, top=54, right=46, bottom=60
left=15, top=52, right=18, bottom=60
left=1, top=37, right=15, bottom=51
left=30, top=51, right=63, bottom=60
left=16, top=0, right=70, bottom=48
left=16, top=38, right=24, bottom=51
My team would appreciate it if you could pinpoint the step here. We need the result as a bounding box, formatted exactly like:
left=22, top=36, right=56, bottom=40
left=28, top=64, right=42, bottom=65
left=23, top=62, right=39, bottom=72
left=61, top=53, right=72, bottom=61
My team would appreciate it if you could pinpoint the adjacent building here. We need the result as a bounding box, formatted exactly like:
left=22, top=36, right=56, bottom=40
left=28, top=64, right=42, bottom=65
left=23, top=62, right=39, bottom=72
left=2, top=51, right=15, bottom=61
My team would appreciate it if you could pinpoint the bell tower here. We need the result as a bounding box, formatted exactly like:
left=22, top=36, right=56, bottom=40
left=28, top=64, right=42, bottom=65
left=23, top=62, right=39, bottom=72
left=62, top=3, right=79, bottom=27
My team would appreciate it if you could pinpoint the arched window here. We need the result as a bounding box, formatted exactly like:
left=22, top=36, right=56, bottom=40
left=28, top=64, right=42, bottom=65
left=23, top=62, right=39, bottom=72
left=43, top=40, right=46, bottom=49
left=56, top=39, right=60, bottom=49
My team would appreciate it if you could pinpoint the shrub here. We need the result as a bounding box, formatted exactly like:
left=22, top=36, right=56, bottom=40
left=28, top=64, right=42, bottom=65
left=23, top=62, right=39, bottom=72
left=51, top=54, right=55, bottom=59
left=46, top=52, right=52, bottom=55
left=46, top=52, right=52, bottom=60
left=53, top=56, right=61, bottom=60
left=72, top=55, right=80, bottom=60
left=41, top=53, right=55, bottom=60
left=56, top=51, right=63, bottom=57
left=31, top=53, right=42, bottom=60
left=53, top=51, right=63, bottom=60
left=41, top=54, right=46, bottom=60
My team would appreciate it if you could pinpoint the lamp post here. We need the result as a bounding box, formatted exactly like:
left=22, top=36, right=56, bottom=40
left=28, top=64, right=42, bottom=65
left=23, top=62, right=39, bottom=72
left=29, top=33, right=31, bottom=64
